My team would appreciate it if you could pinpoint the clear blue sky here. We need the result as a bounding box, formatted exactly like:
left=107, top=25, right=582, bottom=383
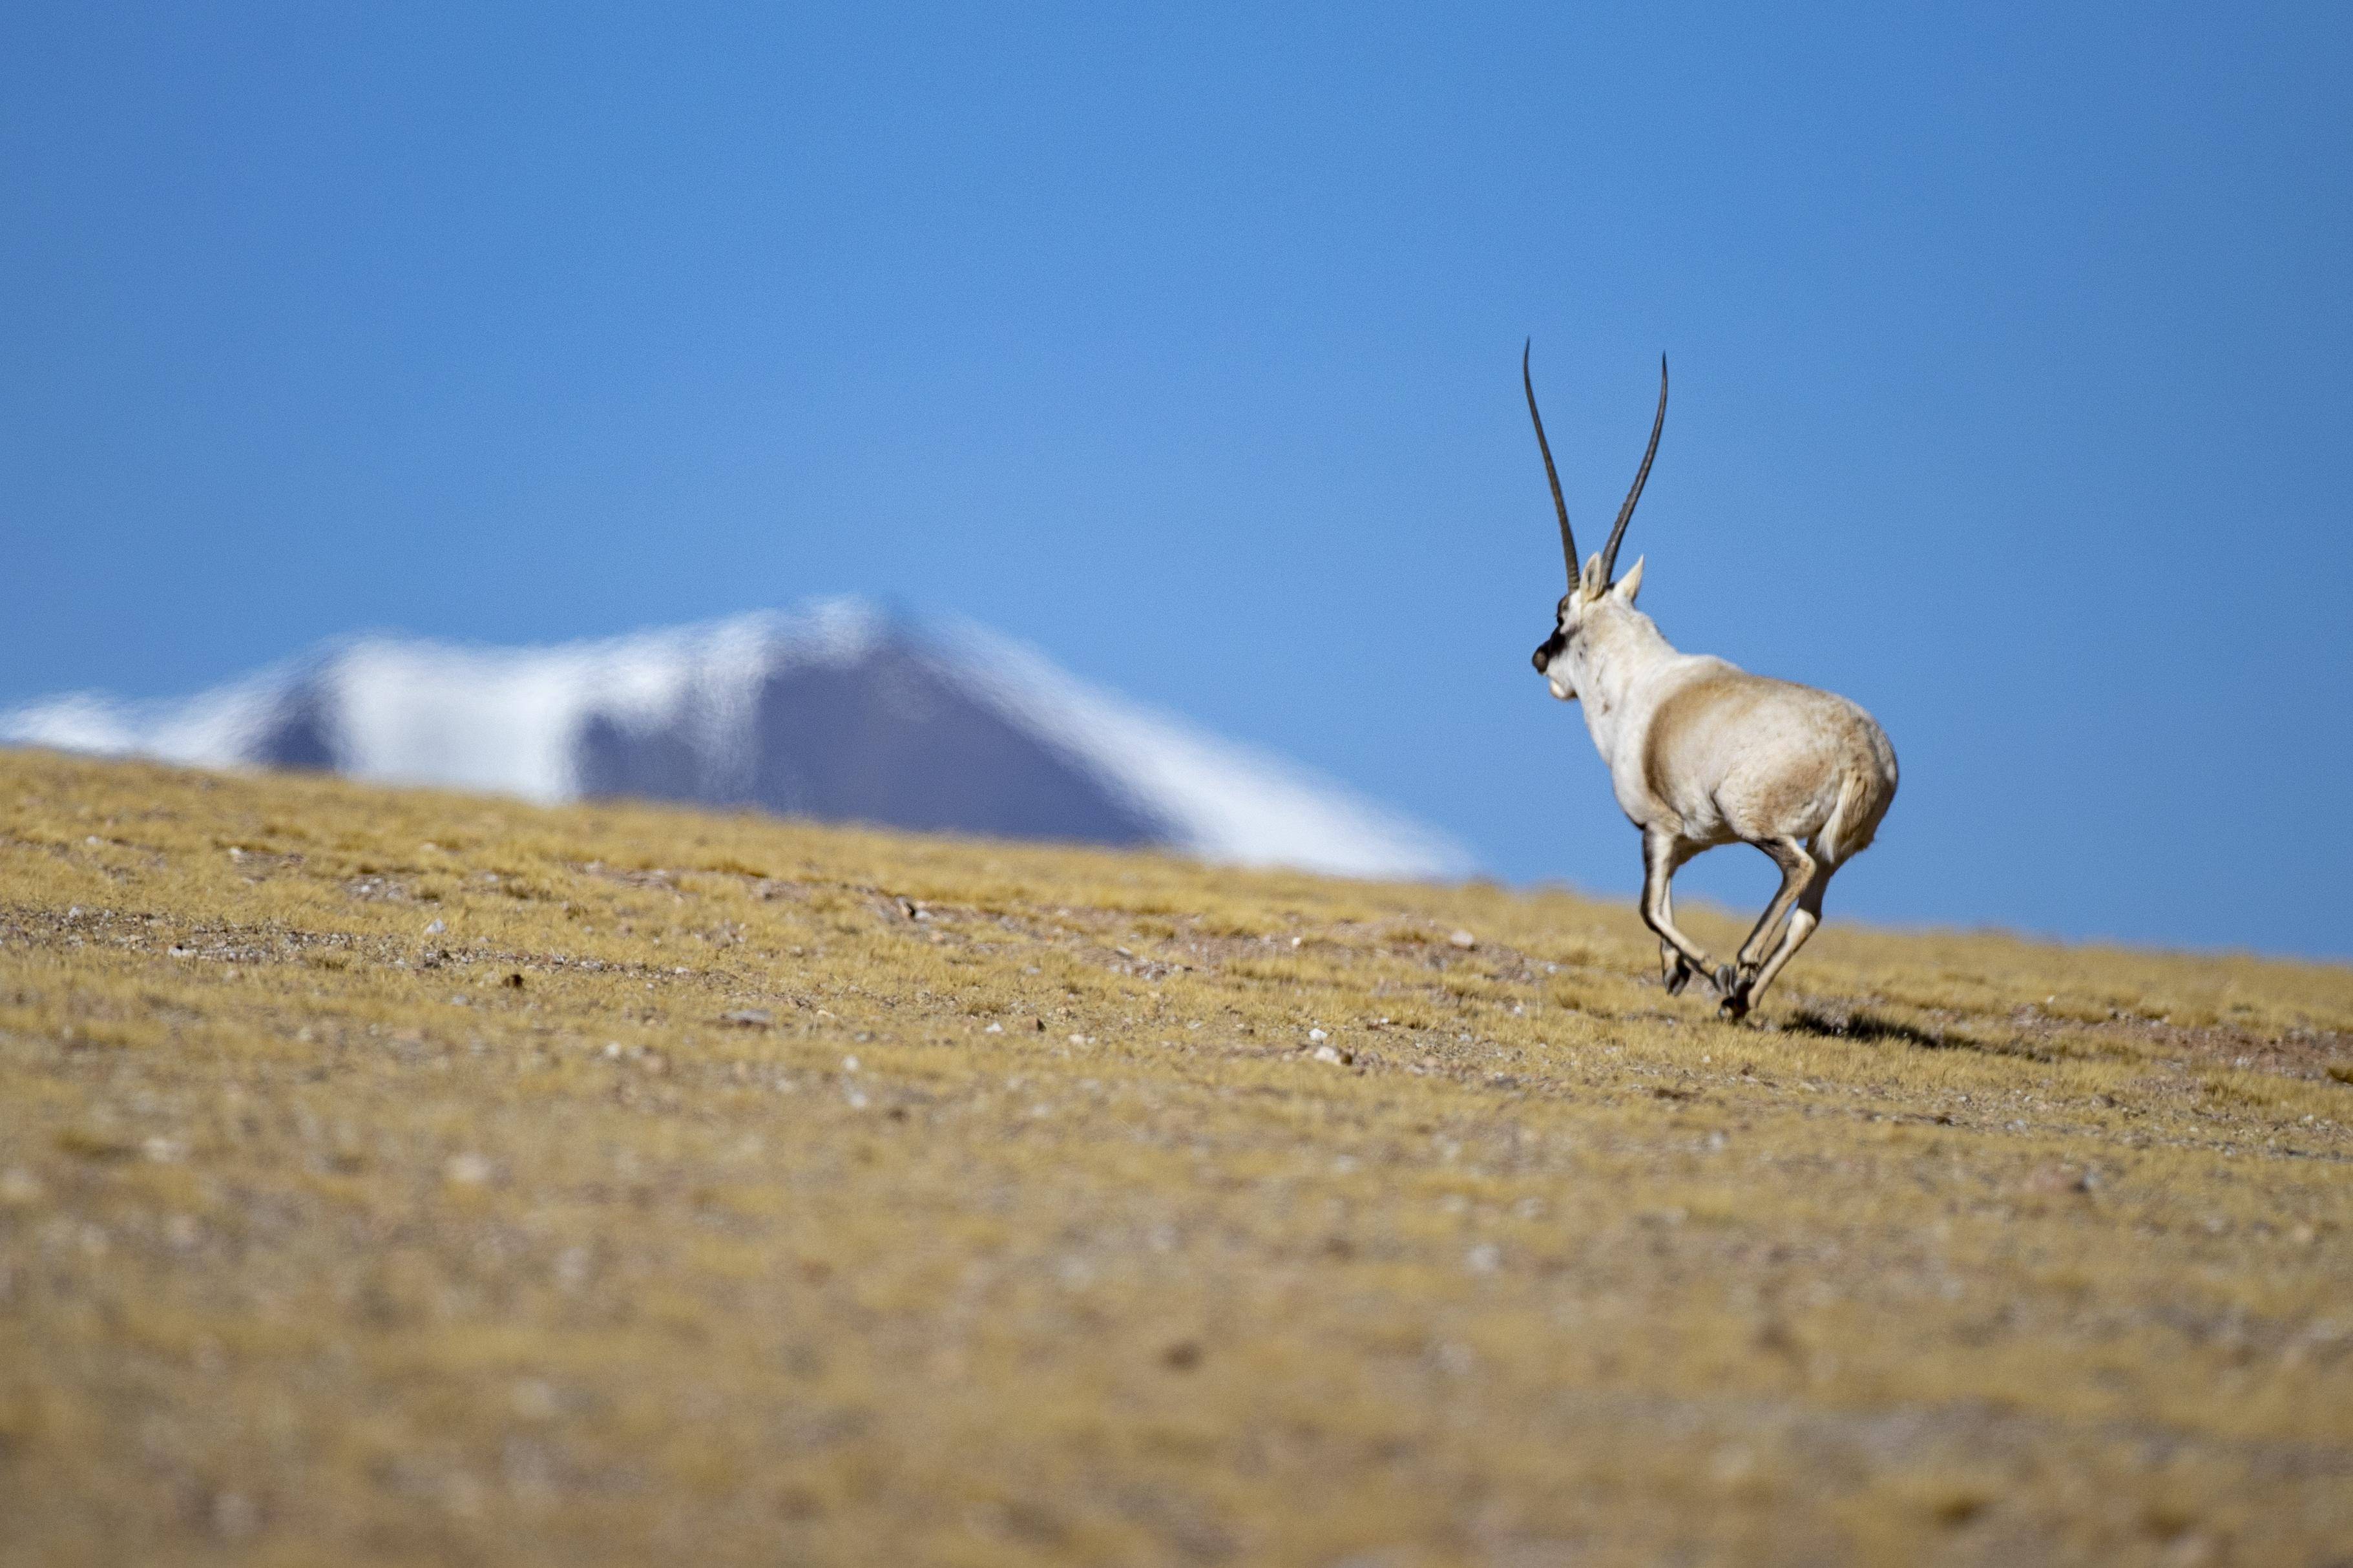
left=5, top=3, right=2348, bottom=955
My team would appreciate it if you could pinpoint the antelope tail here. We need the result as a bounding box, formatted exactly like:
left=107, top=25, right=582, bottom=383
left=1819, top=756, right=1896, bottom=868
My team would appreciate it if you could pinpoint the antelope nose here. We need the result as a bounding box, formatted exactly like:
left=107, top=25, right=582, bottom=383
left=1531, top=636, right=1560, bottom=673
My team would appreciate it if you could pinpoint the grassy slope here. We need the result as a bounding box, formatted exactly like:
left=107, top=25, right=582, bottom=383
left=0, top=749, right=2348, bottom=1567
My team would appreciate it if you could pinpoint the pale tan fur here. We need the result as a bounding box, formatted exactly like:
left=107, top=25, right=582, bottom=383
left=1536, top=556, right=1896, bottom=1019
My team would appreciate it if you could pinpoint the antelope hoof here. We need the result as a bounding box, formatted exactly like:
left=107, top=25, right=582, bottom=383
left=1718, top=976, right=1753, bottom=1022
left=1711, top=963, right=1739, bottom=999
left=1664, top=956, right=1693, bottom=996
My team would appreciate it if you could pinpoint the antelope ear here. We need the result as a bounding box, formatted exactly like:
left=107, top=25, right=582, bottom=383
left=1612, top=556, right=1645, bottom=603
left=1580, top=554, right=1608, bottom=597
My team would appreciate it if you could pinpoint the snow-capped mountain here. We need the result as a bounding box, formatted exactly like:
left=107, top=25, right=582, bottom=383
left=1, top=601, right=1469, bottom=880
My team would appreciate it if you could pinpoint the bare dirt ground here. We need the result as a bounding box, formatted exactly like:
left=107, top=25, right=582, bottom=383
left=2, top=749, right=2349, bottom=1566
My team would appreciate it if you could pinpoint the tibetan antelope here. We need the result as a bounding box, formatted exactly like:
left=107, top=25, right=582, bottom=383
left=1522, top=344, right=1896, bottom=1021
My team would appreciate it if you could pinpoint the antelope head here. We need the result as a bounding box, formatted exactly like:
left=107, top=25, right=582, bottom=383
left=1523, top=343, right=1667, bottom=701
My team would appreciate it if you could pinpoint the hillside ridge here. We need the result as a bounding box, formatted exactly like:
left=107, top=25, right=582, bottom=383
left=1, top=749, right=2348, bottom=1566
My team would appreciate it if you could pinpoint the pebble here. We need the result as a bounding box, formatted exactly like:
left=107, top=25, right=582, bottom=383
left=210, top=1492, right=260, bottom=1541
left=720, top=1009, right=773, bottom=1028
left=984, top=1022, right=1004, bottom=1034
left=444, top=1153, right=494, bottom=1186
left=1448, top=929, right=1478, bottom=950
left=1312, top=1043, right=1351, bottom=1065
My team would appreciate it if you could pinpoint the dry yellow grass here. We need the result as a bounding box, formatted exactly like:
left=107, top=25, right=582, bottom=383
left=1, top=747, right=2348, bottom=1567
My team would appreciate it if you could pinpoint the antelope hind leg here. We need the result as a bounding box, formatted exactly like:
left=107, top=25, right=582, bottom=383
left=1730, top=868, right=1834, bottom=1019
left=1733, top=838, right=1817, bottom=987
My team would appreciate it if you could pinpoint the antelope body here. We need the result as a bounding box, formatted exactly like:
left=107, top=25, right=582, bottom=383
left=1522, top=346, right=1896, bottom=1020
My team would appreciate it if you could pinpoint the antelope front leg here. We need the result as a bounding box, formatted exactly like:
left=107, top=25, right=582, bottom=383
left=1657, top=880, right=1693, bottom=993
left=1640, top=831, right=1731, bottom=999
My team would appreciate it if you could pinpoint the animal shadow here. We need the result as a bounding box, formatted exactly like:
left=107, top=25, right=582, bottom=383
left=1785, top=1007, right=1956, bottom=1051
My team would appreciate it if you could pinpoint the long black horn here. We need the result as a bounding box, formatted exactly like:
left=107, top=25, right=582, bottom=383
left=1523, top=340, right=1578, bottom=586
left=1597, top=354, right=1667, bottom=585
